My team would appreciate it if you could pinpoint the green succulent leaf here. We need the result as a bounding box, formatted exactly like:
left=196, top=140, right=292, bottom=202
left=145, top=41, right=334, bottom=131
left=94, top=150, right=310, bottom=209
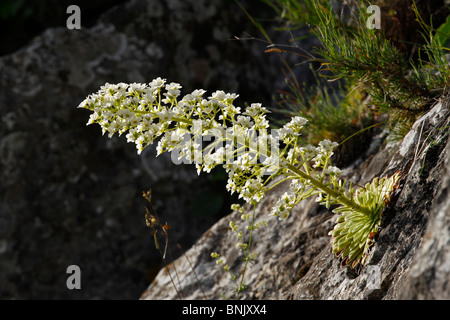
left=327, top=171, right=402, bottom=269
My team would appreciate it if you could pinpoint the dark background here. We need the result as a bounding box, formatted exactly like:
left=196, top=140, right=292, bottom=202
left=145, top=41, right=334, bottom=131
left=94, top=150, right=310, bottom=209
left=0, top=0, right=129, bottom=56
left=0, top=0, right=308, bottom=299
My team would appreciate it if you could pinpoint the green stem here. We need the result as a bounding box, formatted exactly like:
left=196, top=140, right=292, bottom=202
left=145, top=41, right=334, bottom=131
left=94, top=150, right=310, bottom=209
left=286, top=163, right=372, bottom=216
left=237, top=205, right=256, bottom=299
left=137, top=108, right=371, bottom=216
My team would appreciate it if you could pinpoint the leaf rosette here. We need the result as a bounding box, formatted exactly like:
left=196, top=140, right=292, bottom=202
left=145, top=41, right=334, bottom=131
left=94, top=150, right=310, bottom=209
left=327, top=171, right=402, bottom=269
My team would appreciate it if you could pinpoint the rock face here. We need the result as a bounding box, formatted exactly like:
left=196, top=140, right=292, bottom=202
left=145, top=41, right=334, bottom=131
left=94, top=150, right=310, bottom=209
left=0, top=0, right=291, bottom=299
left=398, top=112, right=450, bottom=300
left=141, top=97, right=449, bottom=300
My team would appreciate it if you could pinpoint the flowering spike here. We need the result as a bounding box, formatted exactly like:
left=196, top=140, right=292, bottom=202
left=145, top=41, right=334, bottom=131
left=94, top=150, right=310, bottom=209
left=78, top=78, right=402, bottom=271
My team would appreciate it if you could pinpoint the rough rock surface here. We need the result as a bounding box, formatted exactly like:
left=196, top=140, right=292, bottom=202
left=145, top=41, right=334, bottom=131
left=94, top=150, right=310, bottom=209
left=141, top=97, right=449, bottom=300
left=0, top=0, right=293, bottom=299
left=399, top=118, right=450, bottom=300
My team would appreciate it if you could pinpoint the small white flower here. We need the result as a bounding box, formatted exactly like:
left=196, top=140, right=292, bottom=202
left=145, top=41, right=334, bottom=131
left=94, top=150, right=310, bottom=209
left=279, top=116, right=308, bottom=140
left=167, top=129, right=184, bottom=147
left=290, top=116, right=308, bottom=127
left=165, top=82, right=182, bottom=91
left=213, top=147, right=226, bottom=164
left=235, top=115, right=254, bottom=129
left=323, top=166, right=341, bottom=176
left=269, top=191, right=296, bottom=220
left=239, top=177, right=265, bottom=203
left=254, top=115, right=269, bottom=129
left=157, top=109, right=173, bottom=122
left=191, top=119, right=204, bottom=136
left=223, top=162, right=239, bottom=174
left=163, top=82, right=182, bottom=102
left=127, top=115, right=141, bottom=127
left=156, top=135, right=168, bottom=156
left=226, top=178, right=236, bottom=193
left=318, top=139, right=339, bottom=155
left=107, top=121, right=121, bottom=138
left=225, top=92, right=239, bottom=101
left=86, top=113, right=99, bottom=125
left=289, top=179, right=304, bottom=193
left=300, top=145, right=319, bottom=160
left=286, top=148, right=296, bottom=162
left=128, top=82, right=146, bottom=94
left=201, top=153, right=216, bottom=173
left=244, top=103, right=266, bottom=117
left=230, top=124, right=246, bottom=138
left=191, top=89, right=206, bottom=98
left=117, top=109, right=133, bottom=120
left=262, top=154, right=281, bottom=172
left=149, top=77, right=166, bottom=90
left=141, top=93, right=156, bottom=106
left=199, top=100, right=214, bottom=114
left=102, top=110, right=113, bottom=121
left=126, top=128, right=140, bottom=143
left=210, top=90, right=227, bottom=101
left=223, top=104, right=241, bottom=118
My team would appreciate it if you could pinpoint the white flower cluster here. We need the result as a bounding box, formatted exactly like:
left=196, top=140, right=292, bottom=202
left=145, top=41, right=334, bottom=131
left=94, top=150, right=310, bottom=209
left=269, top=178, right=316, bottom=220
left=279, top=116, right=308, bottom=141
left=79, top=78, right=342, bottom=216
left=80, top=77, right=396, bottom=287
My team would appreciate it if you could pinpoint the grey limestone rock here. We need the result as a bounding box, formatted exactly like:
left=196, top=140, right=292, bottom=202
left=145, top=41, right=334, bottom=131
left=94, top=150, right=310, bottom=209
left=142, top=96, right=450, bottom=300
